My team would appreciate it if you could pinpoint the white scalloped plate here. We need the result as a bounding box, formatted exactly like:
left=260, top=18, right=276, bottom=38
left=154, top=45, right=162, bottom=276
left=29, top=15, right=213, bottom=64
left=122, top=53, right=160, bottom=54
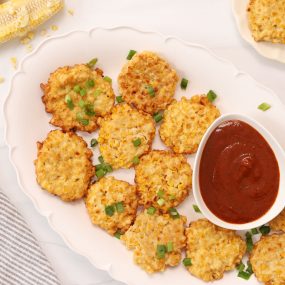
left=4, top=27, right=285, bottom=285
left=232, top=0, right=285, bottom=63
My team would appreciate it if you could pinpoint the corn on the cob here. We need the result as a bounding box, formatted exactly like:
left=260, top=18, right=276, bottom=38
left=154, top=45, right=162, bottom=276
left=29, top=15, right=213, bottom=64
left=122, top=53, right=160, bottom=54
left=0, top=0, right=64, bottom=44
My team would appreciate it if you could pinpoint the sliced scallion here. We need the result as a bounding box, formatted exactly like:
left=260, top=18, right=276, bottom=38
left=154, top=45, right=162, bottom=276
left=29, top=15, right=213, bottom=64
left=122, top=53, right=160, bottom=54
left=236, top=262, right=245, bottom=272
left=114, top=231, right=122, bottom=239
left=98, top=156, right=104, bottom=164
left=258, top=102, right=271, bottom=111
left=86, top=79, right=95, bottom=88
left=251, top=228, right=259, bottom=235
left=166, top=242, right=173, bottom=253
left=83, top=103, right=96, bottom=116
left=115, top=202, right=124, bottom=213
left=105, top=205, right=115, bottom=216
left=103, top=76, right=112, bottom=83
left=76, top=112, right=89, bottom=126
left=96, top=168, right=106, bottom=179
left=207, top=90, right=217, bottom=102
left=168, top=208, right=180, bottom=219
left=80, top=88, right=87, bottom=96
left=156, top=244, right=167, bottom=259
left=127, top=50, right=137, bottom=60
left=183, top=258, right=192, bottom=267
left=87, top=58, right=98, bottom=68
left=65, top=95, right=74, bottom=110
left=73, top=85, right=81, bottom=93
left=157, top=198, right=165, bottom=206
left=147, top=206, right=156, bottom=215
left=259, top=225, right=270, bottom=236
left=153, top=112, right=163, bottom=123
left=132, top=138, right=141, bottom=147
left=192, top=204, right=201, bottom=213
left=180, top=78, right=188, bottom=90
left=146, top=85, right=155, bottom=97
left=94, top=89, right=102, bottom=97
left=238, top=271, right=251, bottom=280
left=133, top=156, right=140, bottom=165
left=116, top=96, right=124, bottom=103
left=157, top=189, right=164, bottom=198
left=246, top=232, right=253, bottom=252
left=79, top=99, right=85, bottom=108
left=90, top=138, right=98, bottom=147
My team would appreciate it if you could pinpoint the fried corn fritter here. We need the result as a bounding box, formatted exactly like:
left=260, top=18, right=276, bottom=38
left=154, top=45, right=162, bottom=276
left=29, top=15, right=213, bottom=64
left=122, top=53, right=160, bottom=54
left=85, top=176, right=137, bottom=235
left=98, top=103, right=156, bottom=169
left=159, top=95, right=220, bottom=154
left=248, top=0, right=285, bottom=44
left=184, top=219, right=246, bottom=282
left=250, top=234, right=285, bottom=285
left=41, top=64, right=115, bottom=132
left=118, top=51, right=178, bottom=114
left=269, top=209, right=285, bottom=232
left=121, top=210, right=186, bottom=273
left=35, top=130, right=94, bottom=201
left=135, top=150, right=192, bottom=213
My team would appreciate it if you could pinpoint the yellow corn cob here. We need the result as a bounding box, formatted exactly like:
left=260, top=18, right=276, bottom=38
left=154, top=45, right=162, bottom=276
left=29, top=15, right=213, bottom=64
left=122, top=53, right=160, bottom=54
left=0, top=0, right=64, bottom=44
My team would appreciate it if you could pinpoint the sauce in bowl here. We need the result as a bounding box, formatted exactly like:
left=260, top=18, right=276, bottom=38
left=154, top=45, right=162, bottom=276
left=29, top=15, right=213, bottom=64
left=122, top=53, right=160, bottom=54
left=199, top=120, right=279, bottom=224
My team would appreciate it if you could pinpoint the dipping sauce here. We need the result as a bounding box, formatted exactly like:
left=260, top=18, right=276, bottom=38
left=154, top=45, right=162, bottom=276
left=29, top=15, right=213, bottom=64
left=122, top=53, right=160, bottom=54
left=199, top=120, right=279, bottom=224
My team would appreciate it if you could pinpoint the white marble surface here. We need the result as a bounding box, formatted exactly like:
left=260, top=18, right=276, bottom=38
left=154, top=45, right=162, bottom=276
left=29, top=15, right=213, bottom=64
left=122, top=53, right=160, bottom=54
left=0, top=0, right=285, bottom=284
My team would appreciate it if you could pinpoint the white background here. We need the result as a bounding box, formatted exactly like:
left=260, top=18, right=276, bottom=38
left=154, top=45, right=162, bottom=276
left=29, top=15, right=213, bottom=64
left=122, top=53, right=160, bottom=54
left=0, top=0, right=285, bottom=284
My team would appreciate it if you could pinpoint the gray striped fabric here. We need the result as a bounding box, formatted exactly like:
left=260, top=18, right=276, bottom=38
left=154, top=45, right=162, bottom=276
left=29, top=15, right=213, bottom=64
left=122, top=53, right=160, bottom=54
left=0, top=191, right=60, bottom=285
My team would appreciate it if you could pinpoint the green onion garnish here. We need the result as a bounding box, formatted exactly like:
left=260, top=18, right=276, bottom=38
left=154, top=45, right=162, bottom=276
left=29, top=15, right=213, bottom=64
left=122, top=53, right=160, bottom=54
left=98, top=156, right=104, bottom=164
left=79, top=99, right=85, bottom=108
left=238, top=271, right=251, bottom=280
left=116, top=96, right=124, bottom=103
left=104, top=164, right=113, bottom=173
left=115, top=202, right=124, bottom=213
left=86, top=79, right=95, bottom=88
left=166, top=242, right=173, bottom=253
left=96, top=168, right=107, bottom=179
left=157, top=189, right=164, bottom=198
left=153, top=112, right=163, bottom=123
left=95, top=164, right=104, bottom=170
left=258, top=102, right=271, bottom=111
left=114, top=231, right=122, bottom=239
left=146, top=85, right=155, bottom=97
left=132, top=138, right=141, bottom=147
left=259, top=225, right=270, bottom=235
left=65, top=95, right=74, bottom=110
left=246, top=261, right=253, bottom=275
left=76, top=112, right=89, bottom=126
left=83, top=103, right=96, bottom=116
left=156, top=244, right=167, bottom=259
left=180, top=78, right=188, bottom=90
left=169, top=194, right=176, bottom=200
left=157, top=198, right=165, bottom=206
left=105, top=205, right=115, bottom=216
left=168, top=208, right=180, bottom=219
left=183, top=258, right=192, bottom=267
left=80, top=88, right=87, bottom=96
left=236, top=262, right=245, bottom=272
left=251, top=228, right=259, bottom=235
left=192, top=204, right=201, bottom=213
left=87, top=58, right=98, bottom=68
left=90, top=138, right=98, bottom=147
left=246, top=232, right=253, bottom=252
left=127, top=50, right=137, bottom=60
left=147, top=206, right=156, bottom=215
left=73, top=85, right=81, bottom=93
left=133, top=156, right=140, bottom=165
left=94, top=89, right=102, bottom=97
left=103, top=76, right=112, bottom=83
left=207, top=90, right=217, bottom=102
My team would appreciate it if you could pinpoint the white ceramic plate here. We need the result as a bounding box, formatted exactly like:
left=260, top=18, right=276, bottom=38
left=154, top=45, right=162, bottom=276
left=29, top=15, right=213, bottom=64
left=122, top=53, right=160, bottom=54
left=4, top=27, right=285, bottom=285
left=232, top=0, right=285, bottom=63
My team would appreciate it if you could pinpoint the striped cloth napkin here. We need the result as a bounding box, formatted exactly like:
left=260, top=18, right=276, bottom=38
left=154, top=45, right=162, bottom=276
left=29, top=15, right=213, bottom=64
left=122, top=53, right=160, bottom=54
left=0, top=191, right=60, bottom=285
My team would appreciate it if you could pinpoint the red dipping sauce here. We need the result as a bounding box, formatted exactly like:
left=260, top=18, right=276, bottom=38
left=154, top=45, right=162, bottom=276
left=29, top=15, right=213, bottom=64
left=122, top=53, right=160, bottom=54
left=199, top=120, right=279, bottom=224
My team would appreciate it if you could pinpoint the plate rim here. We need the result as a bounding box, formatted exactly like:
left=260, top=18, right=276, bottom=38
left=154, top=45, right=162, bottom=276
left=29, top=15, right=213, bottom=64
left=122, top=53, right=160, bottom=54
left=3, top=26, right=285, bottom=285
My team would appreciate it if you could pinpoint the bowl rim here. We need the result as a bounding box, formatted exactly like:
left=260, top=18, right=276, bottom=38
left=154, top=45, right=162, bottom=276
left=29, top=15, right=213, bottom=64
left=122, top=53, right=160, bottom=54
left=193, top=113, right=285, bottom=230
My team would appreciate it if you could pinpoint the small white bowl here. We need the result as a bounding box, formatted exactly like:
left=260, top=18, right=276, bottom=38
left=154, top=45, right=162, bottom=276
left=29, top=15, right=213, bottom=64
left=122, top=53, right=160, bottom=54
left=193, top=113, right=285, bottom=231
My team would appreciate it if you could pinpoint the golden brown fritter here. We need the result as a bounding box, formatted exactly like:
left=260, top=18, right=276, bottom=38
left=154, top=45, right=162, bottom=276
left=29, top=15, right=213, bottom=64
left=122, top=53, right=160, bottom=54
left=98, top=103, right=156, bottom=169
left=135, top=150, right=192, bottom=213
left=248, top=0, right=285, bottom=44
left=85, top=176, right=138, bottom=235
left=118, top=51, right=178, bottom=114
left=121, top=210, right=186, bottom=273
left=41, top=64, right=115, bottom=132
left=250, top=234, right=285, bottom=285
left=269, top=209, right=285, bottom=232
left=35, top=130, right=94, bottom=201
left=184, top=219, right=246, bottom=282
left=159, top=95, right=220, bottom=154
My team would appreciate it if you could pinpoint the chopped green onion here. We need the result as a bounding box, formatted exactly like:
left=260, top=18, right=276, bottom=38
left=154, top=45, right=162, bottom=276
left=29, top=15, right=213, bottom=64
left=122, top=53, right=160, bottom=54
left=103, top=76, right=112, bottom=83
left=96, top=168, right=106, bottom=179
left=73, top=85, right=81, bottom=93
left=98, top=156, right=104, bottom=164
left=147, top=206, right=156, bottom=215
left=76, top=112, right=89, bottom=126
left=259, top=225, right=270, bottom=236
left=146, top=85, right=155, bottom=97
left=127, top=50, right=137, bottom=60
left=183, top=258, right=192, bottom=267
left=157, top=189, right=164, bottom=198
left=251, top=228, right=259, bottom=235
left=105, top=205, right=115, bottom=216
left=238, top=271, right=251, bottom=280
left=90, top=138, right=98, bottom=147
left=94, top=89, right=102, bottom=97
left=156, top=244, right=167, bottom=259
left=180, top=78, right=188, bottom=90
left=87, top=58, right=98, bottom=68
left=169, top=194, right=176, bottom=200
left=166, top=242, right=173, bottom=253
left=157, top=198, right=165, bottom=206
left=133, top=156, right=140, bottom=165
left=86, top=79, right=95, bottom=88
left=116, top=96, right=124, bottom=103
left=115, top=202, right=124, bottom=213
left=114, top=231, right=122, bottom=239
left=65, top=95, right=74, bottom=110
left=246, top=261, right=253, bottom=275
left=153, top=112, right=163, bottom=123
left=132, top=138, right=141, bottom=147
left=79, top=99, right=85, bottom=108
left=258, top=102, right=271, bottom=111
left=207, top=90, right=217, bottom=102
left=80, top=88, right=87, bottom=96
left=104, top=164, right=113, bottom=173
left=246, top=232, right=253, bottom=252
left=192, top=204, right=201, bottom=213
left=236, top=262, right=245, bottom=272
left=168, top=208, right=180, bottom=219
left=95, top=164, right=104, bottom=170
left=83, top=103, right=95, bottom=116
